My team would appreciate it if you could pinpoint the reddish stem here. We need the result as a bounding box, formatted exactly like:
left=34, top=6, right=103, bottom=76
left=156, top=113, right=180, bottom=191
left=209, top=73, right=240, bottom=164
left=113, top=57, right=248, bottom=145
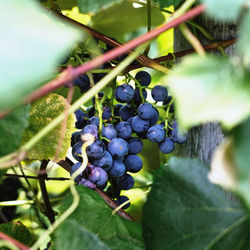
left=0, top=232, right=30, bottom=250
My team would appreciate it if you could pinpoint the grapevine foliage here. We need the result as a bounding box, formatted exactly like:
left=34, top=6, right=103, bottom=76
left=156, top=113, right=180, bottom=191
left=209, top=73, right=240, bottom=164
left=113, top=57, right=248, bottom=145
left=0, top=0, right=250, bottom=250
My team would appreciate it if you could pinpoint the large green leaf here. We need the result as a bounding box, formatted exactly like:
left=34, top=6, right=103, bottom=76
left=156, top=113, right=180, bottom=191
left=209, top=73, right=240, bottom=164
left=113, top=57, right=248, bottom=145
left=78, top=0, right=124, bottom=14
left=22, top=93, right=75, bottom=161
left=200, top=0, right=246, bottom=21
left=54, top=219, right=110, bottom=250
left=152, top=0, right=184, bottom=8
left=232, top=118, right=250, bottom=208
left=142, top=157, right=250, bottom=250
left=0, top=105, right=30, bottom=157
left=238, top=10, right=250, bottom=59
left=91, top=1, right=164, bottom=42
left=0, top=0, right=83, bottom=110
left=0, top=221, right=35, bottom=246
left=167, top=55, right=250, bottom=130
left=58, top=186, right=144, bottom=250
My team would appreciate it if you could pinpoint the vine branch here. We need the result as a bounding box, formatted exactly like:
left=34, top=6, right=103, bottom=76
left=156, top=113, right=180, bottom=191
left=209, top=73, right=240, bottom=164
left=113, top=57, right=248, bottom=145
left=5, top=173, right=70, bottom=181
left=38, top=160, right=55, bottom=224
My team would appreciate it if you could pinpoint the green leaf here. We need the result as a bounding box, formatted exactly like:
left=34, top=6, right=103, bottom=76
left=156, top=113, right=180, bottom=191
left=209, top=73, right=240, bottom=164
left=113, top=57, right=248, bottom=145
left=22, top=93, right=75, bottom=161
left=91, top=1, right=164, bottom=42
left=58, top=186, right=144, bottom=250
left=142, top=157, right=250, bottom=250
left=152, top=0, right=184, bottom=8
left=55, top=0, right=77, bottom=10
left=0, top=105, right=30, bottom=157
left=0, top=221, right=35, bottom=246
left=54, top=219, right=110, bottom=250
left=238, top=10, right=250, bottom=59
left=232, top=118, right=250, bottom=208
left=200, top=0, right=246, bottom=21
left=167, top=55, right=250, bottom=130
left=0, top=0, right=83, bottom=110
left=78, top=0, right=124, bottom=14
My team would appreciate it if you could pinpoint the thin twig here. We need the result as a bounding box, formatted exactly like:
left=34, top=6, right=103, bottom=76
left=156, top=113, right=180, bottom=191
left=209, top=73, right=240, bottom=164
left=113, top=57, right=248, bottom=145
left=5, top=173, right=70, bottom=181
left=38, top=160, right=55, bottom=224
left=123, top=38, right=236, bottom=72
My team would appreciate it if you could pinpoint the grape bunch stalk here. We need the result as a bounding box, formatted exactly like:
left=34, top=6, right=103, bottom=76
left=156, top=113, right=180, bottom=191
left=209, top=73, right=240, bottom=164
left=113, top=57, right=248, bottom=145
left=69, top=70, right=188, bottom=209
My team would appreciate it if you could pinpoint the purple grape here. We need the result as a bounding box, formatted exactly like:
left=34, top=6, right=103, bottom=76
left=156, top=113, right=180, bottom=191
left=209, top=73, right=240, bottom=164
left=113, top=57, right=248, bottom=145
left=128, top=137, right=143, bottom=154
left=90, top=116, right=100, bottom=128
left=115, top=84, right=135, bottom=103
left=134, top=88, right=147, bottom=104
left=81, top=125, right=98, bottom=140
left=72, top=141, right=83, bottom=162
left=114, top=104, right=123, bottom=116
left=131, top=116, right=150, bottom=133
left=115, top=195, right=130, bottom=209
left=109, top=160, right=126, bottom=178
left=86, top=140, right=105, bottom=159
left=88, top=166, right=108, bottom=186
left=71, top=131, right=81, bottom=147
left=171, top=127, right=188, bottom=144
left=108, top=138, right=129, bottom=158
left=116, top=121, right=132, bottom=139
left=73, top=75, right=90, bottom=92
left=119, top=105, right=135, bottom=121
left=78, top=177, right=96, bottom=189
left=138, top=103, right=155, bottom=120
left=135, top=71, right=151, bottom=86
left=149, top=108, right=159, bottom=126
left=102, top=124, right=117, bottom=140
left=116, top=173, right=134, bottom=190
left=92, top=151, right=113, bottom=172
left=102, top=106, right=112, bottom=119
left=74, top=109, right=89, bottom=129
left=125, top=155, right=143, bottom=173
left=158, top=137, right=175, bottom=154
left=151, top=85, right=168, bottom=102
left=70, top=162, right=82, bottom=176
left=147, top=124, right=165, bottom=143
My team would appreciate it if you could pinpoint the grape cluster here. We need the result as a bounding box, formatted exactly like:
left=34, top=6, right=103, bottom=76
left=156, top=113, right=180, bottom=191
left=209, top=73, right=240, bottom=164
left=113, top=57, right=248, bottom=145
left=70, top=70, right=188, bottom=209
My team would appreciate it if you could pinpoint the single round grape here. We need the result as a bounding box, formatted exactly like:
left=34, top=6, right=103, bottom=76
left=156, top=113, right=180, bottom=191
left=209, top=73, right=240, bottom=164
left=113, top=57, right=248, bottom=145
left=138, top=103, right=155, bottom=120
left=135, top=71, right=151, bottom=86
left=147, top=124, right=165, bottom=143
left=102, top=124, right=117, bottom=140
left=116, top=122, right=132, bottom=139
left=109, top=160, right=126, bottom=178
left=116, top=173, right=134, bottom=190
left=108, top=138, right=129, bottom=158
left=73, top=75, right=90, bottom=92
left=158, top=137, right=175, bottom=154
left=131, top=115, right=150, bottom=133
left=88, top=166, right=108, bottom=186
left=115, top=84, right=135, bottom=103
left=171, top=127, right=188, bottom=144
left=106, top=186, right=121, bottom=199
left=119, top=105, right=135, bottom=121
left=92, top=151, right=113, bottom=172
left=125, top=155, right=143, bottom=173
left=151, top=85, right=168, bottom=102
left=81, top=124, right=98, bottom=140
left=86, top=140, right=106, bottom=159
left=102, top=105, right=112, bottom=119
left=115, top=195, right=130, bottom=209
left=128, top=137, right=143, bottom=154
left=74, top=109, right=89, bottom=129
